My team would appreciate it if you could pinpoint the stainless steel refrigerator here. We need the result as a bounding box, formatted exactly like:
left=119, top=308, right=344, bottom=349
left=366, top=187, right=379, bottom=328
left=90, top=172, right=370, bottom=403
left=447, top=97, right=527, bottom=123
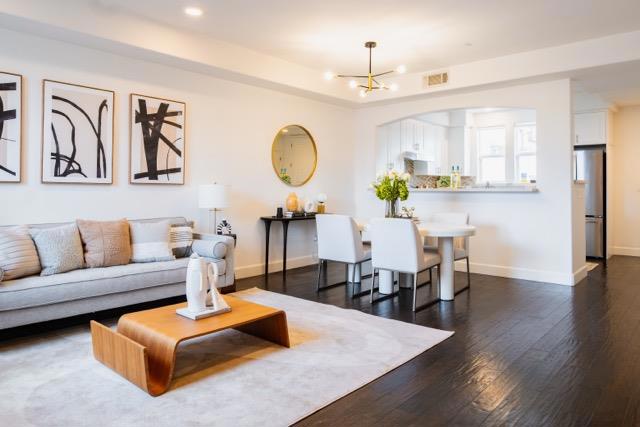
left=575, top=146, right=606, bottom=258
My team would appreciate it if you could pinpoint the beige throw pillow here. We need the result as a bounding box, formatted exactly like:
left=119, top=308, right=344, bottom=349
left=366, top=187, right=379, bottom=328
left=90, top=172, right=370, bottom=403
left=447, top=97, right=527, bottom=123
left=0, top=226, right=41, bottom=281
left=77, top=219, right=132, bottom=268
left=30, top=224, right=84, bottom=276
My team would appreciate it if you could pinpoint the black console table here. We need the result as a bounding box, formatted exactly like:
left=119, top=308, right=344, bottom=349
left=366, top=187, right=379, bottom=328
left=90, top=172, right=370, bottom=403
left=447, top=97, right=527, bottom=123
left=260, top=215, right=317, bottom=278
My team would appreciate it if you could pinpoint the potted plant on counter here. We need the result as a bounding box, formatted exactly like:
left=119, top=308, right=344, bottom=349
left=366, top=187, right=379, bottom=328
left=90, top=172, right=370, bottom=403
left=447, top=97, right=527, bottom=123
left=371, top=171, right=410, bottom=217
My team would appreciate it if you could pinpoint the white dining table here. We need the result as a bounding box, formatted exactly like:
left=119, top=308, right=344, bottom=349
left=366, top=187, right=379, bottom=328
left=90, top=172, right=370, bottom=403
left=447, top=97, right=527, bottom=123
left=357, top=220, right=476, bottom=301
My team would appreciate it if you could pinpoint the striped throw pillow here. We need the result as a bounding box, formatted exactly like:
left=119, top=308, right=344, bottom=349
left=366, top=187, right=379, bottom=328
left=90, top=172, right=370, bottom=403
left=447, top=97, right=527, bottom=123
left=170, top=225, right=193, bottom=258
left=0, top=226, right=41, bottom=281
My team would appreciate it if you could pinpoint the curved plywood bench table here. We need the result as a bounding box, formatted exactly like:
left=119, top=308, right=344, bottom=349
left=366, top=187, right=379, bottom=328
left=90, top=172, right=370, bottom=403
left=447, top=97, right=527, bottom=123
left=90, top=295, right=290, bottom=396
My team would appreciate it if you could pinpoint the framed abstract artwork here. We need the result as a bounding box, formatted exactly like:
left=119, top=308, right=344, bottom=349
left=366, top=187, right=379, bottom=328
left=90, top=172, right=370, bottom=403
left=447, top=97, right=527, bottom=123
left=129, top=94, right=186, bottom=185
left=41, top=80, right=114, bottom=184
left=0, top=71, right=22, bottom=183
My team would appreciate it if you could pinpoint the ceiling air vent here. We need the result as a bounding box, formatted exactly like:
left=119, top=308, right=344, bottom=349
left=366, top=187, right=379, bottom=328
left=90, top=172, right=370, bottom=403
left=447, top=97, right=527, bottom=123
left=424, top=71, right=449, bottom=87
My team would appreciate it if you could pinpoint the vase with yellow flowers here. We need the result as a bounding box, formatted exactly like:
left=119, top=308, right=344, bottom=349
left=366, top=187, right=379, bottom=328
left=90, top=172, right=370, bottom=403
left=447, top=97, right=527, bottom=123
left=371, top=171, right=410, bottom=218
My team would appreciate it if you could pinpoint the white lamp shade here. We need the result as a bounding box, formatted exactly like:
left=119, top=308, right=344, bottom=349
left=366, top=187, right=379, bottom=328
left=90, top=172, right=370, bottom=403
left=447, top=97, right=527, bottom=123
left=198, top=184, right=229, bottom=209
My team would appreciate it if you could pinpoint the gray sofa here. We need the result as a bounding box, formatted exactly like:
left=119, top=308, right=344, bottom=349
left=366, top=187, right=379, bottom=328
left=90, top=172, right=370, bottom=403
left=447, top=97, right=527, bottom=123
left=0, top=217, right=235, bottom=330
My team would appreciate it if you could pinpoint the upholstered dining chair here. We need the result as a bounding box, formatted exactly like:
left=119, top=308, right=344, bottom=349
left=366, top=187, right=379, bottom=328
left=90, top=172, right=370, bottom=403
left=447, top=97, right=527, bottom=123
left=370, top=218, right=441, bottom=312
left=424, top=212, right=471, bottom=292
left=315, top=214, right=372, bottom=295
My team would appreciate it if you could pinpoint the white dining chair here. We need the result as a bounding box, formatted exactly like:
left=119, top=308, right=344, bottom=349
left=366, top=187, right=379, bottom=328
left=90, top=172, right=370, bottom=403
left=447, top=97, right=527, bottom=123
left=424, top=212, right=471, bottom=292
left=315, top=214, right=372, bottom=295
left=370, top=218, right=441, bottom=312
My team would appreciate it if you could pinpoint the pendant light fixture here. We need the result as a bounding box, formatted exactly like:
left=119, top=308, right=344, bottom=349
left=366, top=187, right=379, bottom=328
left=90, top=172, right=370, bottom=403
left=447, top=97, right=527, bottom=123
left=324, top=41, right=405, bottom=98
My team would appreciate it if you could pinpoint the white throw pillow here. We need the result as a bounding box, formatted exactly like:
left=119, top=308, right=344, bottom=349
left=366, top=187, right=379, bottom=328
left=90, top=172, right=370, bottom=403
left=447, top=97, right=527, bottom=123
left=129, top=220, right=175, bottom=263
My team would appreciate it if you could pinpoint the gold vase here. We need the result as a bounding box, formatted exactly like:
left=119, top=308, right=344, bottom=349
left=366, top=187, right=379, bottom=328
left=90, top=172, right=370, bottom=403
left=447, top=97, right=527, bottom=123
left=286, top=193, right=298, bottom=212
left=317, top=203, right=326, bottom=214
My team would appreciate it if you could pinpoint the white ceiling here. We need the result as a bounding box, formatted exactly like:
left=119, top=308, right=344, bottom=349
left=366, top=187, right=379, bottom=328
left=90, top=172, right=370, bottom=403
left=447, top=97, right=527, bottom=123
left=99, top=0, right=640, bottom=75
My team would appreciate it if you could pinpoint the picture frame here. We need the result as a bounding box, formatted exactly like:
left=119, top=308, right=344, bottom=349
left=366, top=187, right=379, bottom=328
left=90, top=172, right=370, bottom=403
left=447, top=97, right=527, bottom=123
left=129, top=93, right=186, bottom=185
left=0, top=71, right=23, bottom=183
left=41, top=79, right=114, bottom=184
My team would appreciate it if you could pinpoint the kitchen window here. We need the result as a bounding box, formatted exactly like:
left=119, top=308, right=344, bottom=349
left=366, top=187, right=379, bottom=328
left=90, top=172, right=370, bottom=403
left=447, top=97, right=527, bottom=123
left=477, top=126, right=506, bottom=183
left=514, top=123, right=537, bottom=181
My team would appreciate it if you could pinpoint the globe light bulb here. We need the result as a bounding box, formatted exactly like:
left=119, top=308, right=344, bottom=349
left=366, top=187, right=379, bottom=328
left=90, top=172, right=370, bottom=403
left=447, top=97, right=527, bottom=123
left=390, top=83, right=399, bottom=91
left=348, top=80, right=357, bottom=89
left=323, top=71, right=335, bottom=81
left=396, top=65, right=407, bottom=74
left=359, top=89, right=367, bottom=98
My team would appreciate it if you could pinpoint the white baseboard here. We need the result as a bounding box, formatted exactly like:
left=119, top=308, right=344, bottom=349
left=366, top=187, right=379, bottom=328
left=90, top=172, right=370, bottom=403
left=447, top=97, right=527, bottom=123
left=611, top=246, right=640, bottom=257
left=235, top=255, right=317, bottom=279
left=572, top=265, right=589, bottom=285
left=236, top=256, right=580, bottom=286
left=454, top=260, right=577, bottom=286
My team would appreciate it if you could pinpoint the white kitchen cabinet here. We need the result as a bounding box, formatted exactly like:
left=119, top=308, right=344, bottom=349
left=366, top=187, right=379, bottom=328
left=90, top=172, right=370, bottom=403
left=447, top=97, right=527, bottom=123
left=574, top=111, right=607, bottom=146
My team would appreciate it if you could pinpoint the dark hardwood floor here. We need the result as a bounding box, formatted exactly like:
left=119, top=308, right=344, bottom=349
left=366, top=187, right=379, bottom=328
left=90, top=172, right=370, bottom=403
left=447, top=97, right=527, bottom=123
left=237, top=256, right=640, bottom=427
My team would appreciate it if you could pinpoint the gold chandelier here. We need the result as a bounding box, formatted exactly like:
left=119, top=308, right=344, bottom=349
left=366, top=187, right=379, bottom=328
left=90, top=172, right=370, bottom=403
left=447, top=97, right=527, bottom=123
left=324, top=41, right=405, bottom=98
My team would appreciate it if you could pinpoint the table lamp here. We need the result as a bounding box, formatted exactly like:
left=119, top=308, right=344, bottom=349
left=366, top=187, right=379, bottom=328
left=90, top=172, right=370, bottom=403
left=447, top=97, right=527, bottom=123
left=198, top=183, right=229, bottom=234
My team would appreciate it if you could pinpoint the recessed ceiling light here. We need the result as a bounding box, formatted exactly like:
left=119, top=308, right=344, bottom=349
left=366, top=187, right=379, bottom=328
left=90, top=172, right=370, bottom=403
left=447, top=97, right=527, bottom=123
left=184, top=7, right=203, bottom=17
left=323, top=71, right=335, bottom=81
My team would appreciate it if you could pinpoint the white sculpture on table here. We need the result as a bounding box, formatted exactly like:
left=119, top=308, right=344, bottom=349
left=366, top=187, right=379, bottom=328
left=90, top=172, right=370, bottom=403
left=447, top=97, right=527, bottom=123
left=179, top=254, right=231, bottom=320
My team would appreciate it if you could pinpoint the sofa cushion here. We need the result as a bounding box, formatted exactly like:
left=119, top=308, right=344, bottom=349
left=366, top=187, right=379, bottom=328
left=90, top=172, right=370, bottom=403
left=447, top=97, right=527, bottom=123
left=130, top=220, right=175, bottom=263
left=77, top=219, right=131, bottom=268
left=0, top=257, right=226, bottom=311
left=30, top=224, right=84, bottom=276
left=0, top=225, right=41, bottom=281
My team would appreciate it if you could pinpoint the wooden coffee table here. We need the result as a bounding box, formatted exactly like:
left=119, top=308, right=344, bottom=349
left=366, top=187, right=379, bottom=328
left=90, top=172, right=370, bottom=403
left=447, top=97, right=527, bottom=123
left=90, top=295, right=290, bottom=396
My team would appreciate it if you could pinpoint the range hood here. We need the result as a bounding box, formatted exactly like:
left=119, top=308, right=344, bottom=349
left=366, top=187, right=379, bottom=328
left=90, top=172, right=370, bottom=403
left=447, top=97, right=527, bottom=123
left=403, top=151, right=434, bottom=162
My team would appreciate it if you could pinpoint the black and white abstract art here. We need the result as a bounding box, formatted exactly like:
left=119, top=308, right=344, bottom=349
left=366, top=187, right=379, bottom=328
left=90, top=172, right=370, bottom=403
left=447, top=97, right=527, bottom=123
left=130, top=94, right=185, bottom=185
left=42, top=80, right=114, bottom=184
left=0, top=71, right=22, bottom=183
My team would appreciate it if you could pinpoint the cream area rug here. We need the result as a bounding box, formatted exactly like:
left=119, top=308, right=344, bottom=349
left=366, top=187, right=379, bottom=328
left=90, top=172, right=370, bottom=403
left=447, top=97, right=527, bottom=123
left=0, top=288, right=453, bottom=427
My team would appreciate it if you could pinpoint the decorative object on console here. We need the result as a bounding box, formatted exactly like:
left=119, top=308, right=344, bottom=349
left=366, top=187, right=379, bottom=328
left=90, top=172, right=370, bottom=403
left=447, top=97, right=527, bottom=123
left=130, top=94, right=185, bottom=185
left=76, top=219, right=131, bottom=268
left=0, top=225, right=40, bottom=281
left=216, top=219, right=232, bottom=235
left=0, top=71, right=22, bottom=182
left=129, top=220, right=175, bottom=263
left=30, top=224, right=84, bottom=276
left=286, top=192, right=299, bottom=212
left=198, top=183, right=229, bottom=234
left=316, top=193, right=327, bottom=213
left=324, top=41, right=405, bottom=97
left=177, top=253, right=230, bottom=320
left=371, top=170, right=410, bottom=218
left=170, top=223, right=193, bottom=258
left=42, top=80, right=114, bottom=184
left=303, top=199, right=316, bottom=213
left=272, top=125, right=317, bottom=186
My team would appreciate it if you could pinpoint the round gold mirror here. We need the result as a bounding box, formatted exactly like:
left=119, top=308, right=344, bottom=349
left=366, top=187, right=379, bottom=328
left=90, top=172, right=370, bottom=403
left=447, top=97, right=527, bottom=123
left=271, top=125, right=317, bottom=186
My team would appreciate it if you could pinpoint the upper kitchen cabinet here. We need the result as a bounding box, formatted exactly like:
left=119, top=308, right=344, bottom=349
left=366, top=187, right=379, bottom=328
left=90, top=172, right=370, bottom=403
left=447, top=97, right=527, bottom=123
left=574, top=111, right=608, bottom=146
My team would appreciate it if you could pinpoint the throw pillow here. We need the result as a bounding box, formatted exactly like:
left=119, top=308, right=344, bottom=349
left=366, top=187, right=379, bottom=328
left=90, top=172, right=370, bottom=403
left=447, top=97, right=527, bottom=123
left=76, top=219, right=131, bottom=268
left=130, top=220, right=175, bottom=263
left=30, top=224, right=84, bottom=276
left=0, top=226, right=41, bottom=281
left=170, top=224, right=193, bottom=258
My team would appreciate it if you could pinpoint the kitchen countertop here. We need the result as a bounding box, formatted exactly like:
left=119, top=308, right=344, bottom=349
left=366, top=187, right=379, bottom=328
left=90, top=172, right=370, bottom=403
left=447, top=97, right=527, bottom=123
left=409, top=185, right=539, bottom=193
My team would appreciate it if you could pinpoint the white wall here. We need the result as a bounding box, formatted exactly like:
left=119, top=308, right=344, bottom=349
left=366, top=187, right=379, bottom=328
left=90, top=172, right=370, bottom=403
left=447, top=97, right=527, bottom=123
left=0, top=29, right=356, bottom=278
left=611, top=106, right=640, bottom=256
left=354, top=80, right=582, bottom=285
